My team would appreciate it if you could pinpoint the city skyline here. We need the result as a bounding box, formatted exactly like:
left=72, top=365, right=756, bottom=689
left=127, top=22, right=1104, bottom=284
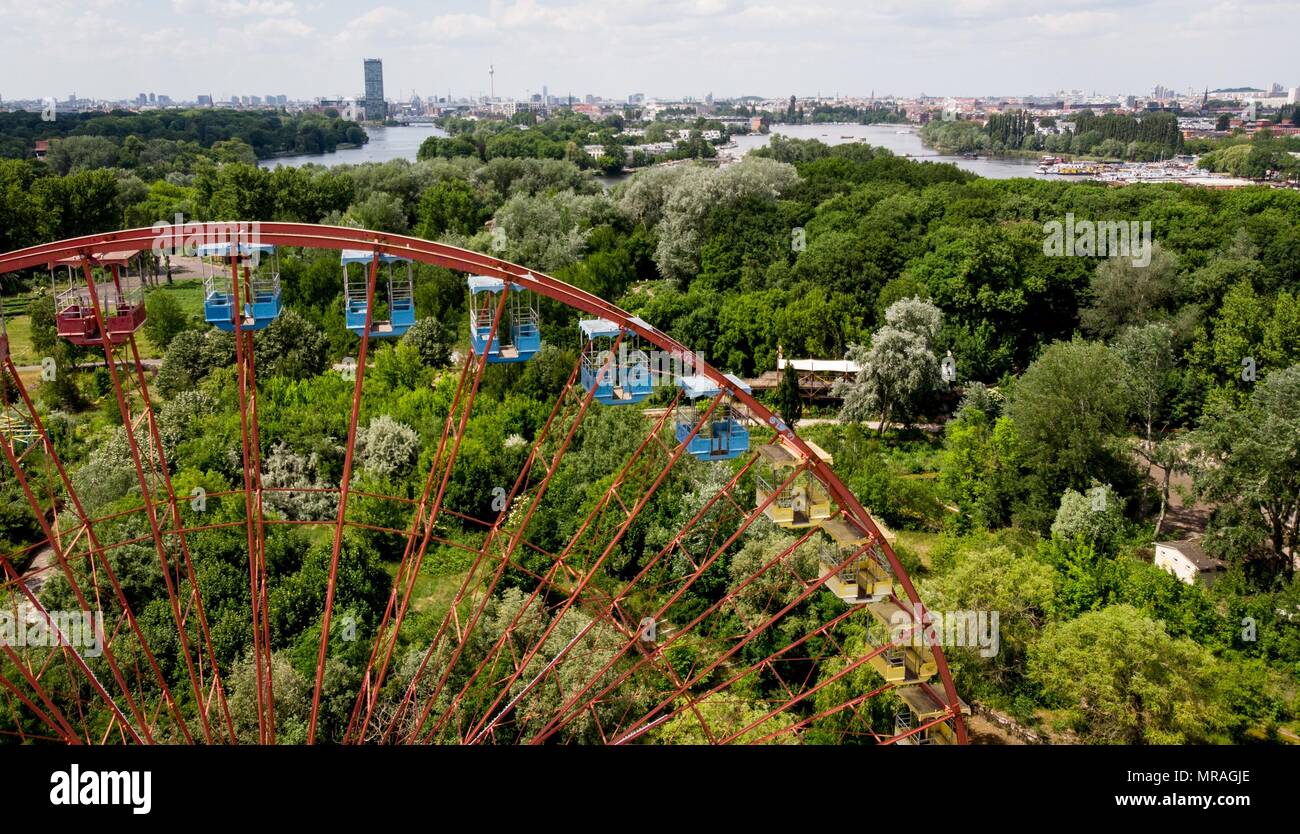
left=0, top=0, right=1296, bottom=102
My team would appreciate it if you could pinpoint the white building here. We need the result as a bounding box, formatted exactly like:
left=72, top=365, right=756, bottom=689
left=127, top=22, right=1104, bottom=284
left=1153, top=539, right=1226, bottom=587
left=627, top=141, right=676, bottom=159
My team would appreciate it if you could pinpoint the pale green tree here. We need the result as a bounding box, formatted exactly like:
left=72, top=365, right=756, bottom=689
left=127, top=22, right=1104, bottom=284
left=834, top=297, right=942, bottom=434
left=1050, top=485, right=1125, bottom=554
left=357, top=414, right=421, bottom=479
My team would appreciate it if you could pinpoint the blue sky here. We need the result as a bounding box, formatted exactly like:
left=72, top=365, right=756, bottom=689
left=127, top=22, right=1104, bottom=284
left=0, top=0, right=1296, bottom=101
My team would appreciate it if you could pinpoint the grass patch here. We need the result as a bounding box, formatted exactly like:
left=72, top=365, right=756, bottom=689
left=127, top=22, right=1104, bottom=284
left=897, top=529, right=941, bottom=569
left=146, top=277, right=207, bottom=320
left=4, top=315, right=40, bottom=366
left=382, top=561, right=467, bottom=617
left=4, top=276, right=207, bottom=366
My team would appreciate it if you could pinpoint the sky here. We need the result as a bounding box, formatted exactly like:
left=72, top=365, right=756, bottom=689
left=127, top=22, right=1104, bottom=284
left=0, top=0, right=1297, bottom=102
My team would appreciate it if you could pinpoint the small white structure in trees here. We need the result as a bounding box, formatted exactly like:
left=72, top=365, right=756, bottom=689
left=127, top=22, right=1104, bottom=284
left=1153, top=539, right=1226, bottom=587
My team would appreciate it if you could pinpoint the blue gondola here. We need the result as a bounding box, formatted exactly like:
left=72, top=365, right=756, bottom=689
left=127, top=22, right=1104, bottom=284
left=199, top=242, right=281, bottom=332
left=578, top=316, right=654, bottom=406
left=341, top=250, right=416, bottom=338
left=675, top=373, right=752, bottom=461
left=467, top=275, right=540, bottom=363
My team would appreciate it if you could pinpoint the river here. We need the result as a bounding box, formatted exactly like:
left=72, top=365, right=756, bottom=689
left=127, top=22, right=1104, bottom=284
left=258, top=121, right=1049, bottom=180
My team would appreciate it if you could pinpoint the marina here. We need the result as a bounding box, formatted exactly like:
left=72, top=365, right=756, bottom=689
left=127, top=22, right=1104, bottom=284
left=1034, top=154, right=1260, bottom=187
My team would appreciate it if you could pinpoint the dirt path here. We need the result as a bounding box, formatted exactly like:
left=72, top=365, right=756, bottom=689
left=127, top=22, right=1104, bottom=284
left=966, top=712, right=1024, bottom=745
left=20, top=546, right=55, bottom=597
left=10, top=358, right=162, bottom=374
left=1144, top=459, right=1211, bottom=537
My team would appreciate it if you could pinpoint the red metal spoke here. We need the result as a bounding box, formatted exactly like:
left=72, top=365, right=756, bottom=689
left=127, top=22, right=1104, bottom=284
left=527, top=470, right=816, bottom=744
left=125, top=335, right=237, bottom=743
left=0, top=373, right=168, bottom=742
left=415, top=341, right=627, bottom=742
left=453, top=393, right=727, bottom=744
left=309, top=250, right=382, bottom=744
left=414, top=391, right=695, bottom=743
left=477, top=457, right=797, bottom=744
left=355, top=305, right=521, bottom=743
left=374, top=286, right=513, bottom=743
left=78, top=259, right=202, bottom=743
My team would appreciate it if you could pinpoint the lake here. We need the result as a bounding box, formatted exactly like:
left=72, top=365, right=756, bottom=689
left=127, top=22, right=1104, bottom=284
left=259, top=125, right=448, bottom=169
left=258, top=121, right=1049, bottom=180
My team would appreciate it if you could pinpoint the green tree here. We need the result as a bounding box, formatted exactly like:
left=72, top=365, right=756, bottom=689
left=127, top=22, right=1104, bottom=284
left=1050, top=485, right=1125, bottom=555
left=1115, top=322, right=1185, bottom=535
left=1029, top=605, right=1229, bottom=743
left=774, top=362, right=803, bottom=427
left=198, top=162, right=274, bottom=220
left=155, top=329, right=205, bottom=397
left=940, top=408, right=1024, bottom=530
left=399, top=317, right=454, bottom=369
left=143, top=291, right=190, bottom=352
left=922, top=545, right=1055, bottom=687
left=342, top=190, right=408, bottom=233
left=1189, top=364, right=1300, bottom=575
left=255, top=309, right=330, bottom=379
left=27, top=291, right=61, bottom=358
left=1080, top=245, right=1178, bottom=339
left=416, top=179, right=485, bottom=238
left=1005, top=338, right=1134, bottom=525
left=357, top=414, right=420, bottom=480
left=262, top=442, right=336, bottom=520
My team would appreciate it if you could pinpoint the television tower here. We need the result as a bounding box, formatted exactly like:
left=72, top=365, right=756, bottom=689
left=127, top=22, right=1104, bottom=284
left=489, top=64, right=495, bottom=100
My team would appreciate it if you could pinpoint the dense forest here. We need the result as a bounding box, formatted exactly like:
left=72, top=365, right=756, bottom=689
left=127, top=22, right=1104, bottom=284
left=0, top=109, right=367, bottom=173
left=922, top=109, right=1187, bottom=160
left=772, top=99, right=909, bottom=125
left=423, top=110, right=727, bottom=174
left=1, top=113, right=1298, bottom=743
left=1193, top=130, right=1300, bottom=179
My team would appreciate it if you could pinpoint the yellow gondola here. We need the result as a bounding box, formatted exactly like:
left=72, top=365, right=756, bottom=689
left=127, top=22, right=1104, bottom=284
left=754, top=440, right=834, bottom=529
left=863, top=599, right=937, bottom=685
left=817, top=517, right=894, bottom=603
left=894, top=686, right=969, bottom=745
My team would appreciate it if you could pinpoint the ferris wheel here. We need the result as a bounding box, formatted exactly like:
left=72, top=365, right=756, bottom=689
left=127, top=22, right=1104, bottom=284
left=0, top=223, right=967, bottom=745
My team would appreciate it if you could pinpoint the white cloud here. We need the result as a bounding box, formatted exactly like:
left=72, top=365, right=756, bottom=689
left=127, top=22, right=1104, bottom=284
left=208, top=0, right=297, bottom=15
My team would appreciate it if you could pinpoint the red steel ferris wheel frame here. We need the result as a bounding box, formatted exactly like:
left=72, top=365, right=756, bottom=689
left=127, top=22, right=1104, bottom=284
left=0, top=222, right=967, bottom=744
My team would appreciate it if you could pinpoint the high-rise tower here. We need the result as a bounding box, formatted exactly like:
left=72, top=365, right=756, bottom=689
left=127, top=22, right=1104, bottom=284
left=363, top=58, right=385, bottom=121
